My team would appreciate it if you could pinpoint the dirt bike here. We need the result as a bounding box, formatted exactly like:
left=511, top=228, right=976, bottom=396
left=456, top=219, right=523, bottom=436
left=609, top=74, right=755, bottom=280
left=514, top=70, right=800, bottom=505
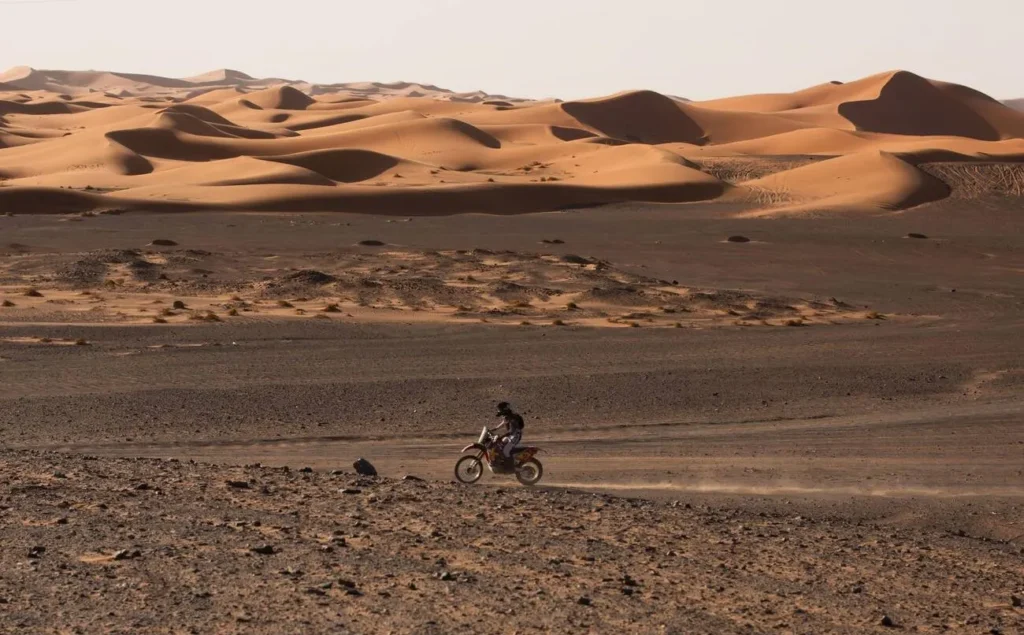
left=454, top=427, right=543, bottom=487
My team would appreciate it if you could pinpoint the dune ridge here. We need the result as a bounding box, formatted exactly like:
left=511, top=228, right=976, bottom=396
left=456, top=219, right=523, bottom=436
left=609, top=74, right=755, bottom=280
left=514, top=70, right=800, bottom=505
left=0, top=66, right=1022, bottom=216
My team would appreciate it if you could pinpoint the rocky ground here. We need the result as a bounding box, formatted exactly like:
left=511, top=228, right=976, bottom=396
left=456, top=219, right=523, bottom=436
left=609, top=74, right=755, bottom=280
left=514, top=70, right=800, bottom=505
left=1, top=450, right=1022, bottom=634
left=0, top=243, right=865, bottom=329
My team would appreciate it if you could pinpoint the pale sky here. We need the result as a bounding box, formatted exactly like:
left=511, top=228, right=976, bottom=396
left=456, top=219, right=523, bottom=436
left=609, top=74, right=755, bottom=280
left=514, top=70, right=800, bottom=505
left=1, top=0, right=1019, bottom=100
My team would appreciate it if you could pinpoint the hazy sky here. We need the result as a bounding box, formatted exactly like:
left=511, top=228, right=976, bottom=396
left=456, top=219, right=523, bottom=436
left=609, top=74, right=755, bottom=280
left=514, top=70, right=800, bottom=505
left=1, top=0, right=1019, bottom=100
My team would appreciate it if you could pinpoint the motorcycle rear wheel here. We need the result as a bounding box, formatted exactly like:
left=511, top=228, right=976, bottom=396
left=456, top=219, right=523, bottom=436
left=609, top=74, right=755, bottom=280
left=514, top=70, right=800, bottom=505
left=455, top=455, right=484, bottom=484
left=515, top=458, right=543, bottom=486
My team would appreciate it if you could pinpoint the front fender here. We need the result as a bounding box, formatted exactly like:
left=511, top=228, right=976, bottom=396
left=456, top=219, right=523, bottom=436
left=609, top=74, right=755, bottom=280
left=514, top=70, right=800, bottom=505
left=461, top=443, right=486, bottom=454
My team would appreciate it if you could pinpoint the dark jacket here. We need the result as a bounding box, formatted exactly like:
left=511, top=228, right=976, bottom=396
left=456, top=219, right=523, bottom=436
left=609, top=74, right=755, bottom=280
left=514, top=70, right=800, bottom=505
left=497, top=410, right=524, bottom=433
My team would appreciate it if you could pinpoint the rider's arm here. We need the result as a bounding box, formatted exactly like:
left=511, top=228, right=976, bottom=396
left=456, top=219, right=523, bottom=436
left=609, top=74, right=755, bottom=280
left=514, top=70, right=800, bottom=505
left=491, top=415, right=509, bottom=435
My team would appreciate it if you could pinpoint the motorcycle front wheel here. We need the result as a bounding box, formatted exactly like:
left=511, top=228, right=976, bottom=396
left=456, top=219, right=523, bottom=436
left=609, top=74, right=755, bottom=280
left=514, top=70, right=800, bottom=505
left=515, top=459, right=543, bottom=486
left=455, top=455, right=484, bottom=484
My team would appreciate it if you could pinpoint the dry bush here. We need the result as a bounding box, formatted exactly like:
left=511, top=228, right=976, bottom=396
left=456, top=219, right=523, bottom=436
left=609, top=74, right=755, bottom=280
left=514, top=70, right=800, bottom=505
left=921, top=162, right=1024, bottom=198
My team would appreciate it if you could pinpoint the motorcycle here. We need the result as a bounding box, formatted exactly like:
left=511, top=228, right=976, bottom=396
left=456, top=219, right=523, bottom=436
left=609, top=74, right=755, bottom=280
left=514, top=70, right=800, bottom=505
left=454, top=427, right=543, bottom=487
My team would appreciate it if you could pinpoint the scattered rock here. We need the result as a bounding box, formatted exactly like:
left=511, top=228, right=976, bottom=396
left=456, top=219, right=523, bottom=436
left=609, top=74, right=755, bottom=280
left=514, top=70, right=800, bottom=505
left=438, top=571, right=454, bottom=581
left=541, top=239, right=565, bottom=245
left=577, top=596, right=592, bottom=606
left=340, top=488, right=362, bottom=495
left=402, top=475, right=425, bottom=482
left=28, top=546, right=45, bottom=559
left=149, top=239, right=178, bottom=247
left=561, top=254, right=589, bottom=265
left=112, top=549, right=141, bottom=561
left=880, top=615, right=897, bottom=628
left=358, top=240, right=386, bottom=247
left=172, top=300, right=187, bottom=310
left=249, top=545, right=276, bottom=555
left=727, top=235, right=751, bottom=243
left=23, top=289, right=43, bottom=297
left=283, top=270, right=336, bottom=285
left=225, top=480, right=251, bottom=489
left=353, top=458, right=378, bottom=477
left=298, top=467, right=314, bottom=473
left=1011, top=595, right=1022, bottom=608
left=906, top=233, right=928, bottom=239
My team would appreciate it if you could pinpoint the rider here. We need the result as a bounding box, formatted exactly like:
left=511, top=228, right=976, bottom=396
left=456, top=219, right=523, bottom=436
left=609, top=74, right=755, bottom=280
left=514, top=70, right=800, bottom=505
left=493, top=401, right=524, bottom=467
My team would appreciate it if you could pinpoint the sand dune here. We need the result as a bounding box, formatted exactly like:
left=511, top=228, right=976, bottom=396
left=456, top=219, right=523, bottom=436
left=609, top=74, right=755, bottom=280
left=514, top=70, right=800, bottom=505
left=0, top=66, right=1022, bottom=216
left=740, top=151, right=950, bottom=215
left=697, top=71, right=1024, bottom=140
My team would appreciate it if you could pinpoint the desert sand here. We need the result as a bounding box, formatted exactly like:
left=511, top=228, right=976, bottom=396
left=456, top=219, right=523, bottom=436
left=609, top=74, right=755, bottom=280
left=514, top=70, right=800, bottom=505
left=1, top=67, right=1023, bottom=634
left=1, top=67, right=1023, bottom=218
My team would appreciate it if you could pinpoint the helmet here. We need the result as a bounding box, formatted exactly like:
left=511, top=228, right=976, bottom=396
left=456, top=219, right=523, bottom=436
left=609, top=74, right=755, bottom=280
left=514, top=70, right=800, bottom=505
left=497, top=401, right=511, bottom=412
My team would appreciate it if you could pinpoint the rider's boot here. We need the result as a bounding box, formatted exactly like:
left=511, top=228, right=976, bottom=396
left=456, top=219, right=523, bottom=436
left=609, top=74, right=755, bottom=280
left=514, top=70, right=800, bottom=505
left=495, top=452, right=514, bottom=473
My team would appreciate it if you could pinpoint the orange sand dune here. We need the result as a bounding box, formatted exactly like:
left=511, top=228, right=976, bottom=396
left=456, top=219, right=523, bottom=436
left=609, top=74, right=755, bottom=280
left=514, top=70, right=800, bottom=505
left=698, top=71, right=1024, bottom=140
left=739, top=151, right=950, bottom=215
left=0, top=66, right=1022, bottom=216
